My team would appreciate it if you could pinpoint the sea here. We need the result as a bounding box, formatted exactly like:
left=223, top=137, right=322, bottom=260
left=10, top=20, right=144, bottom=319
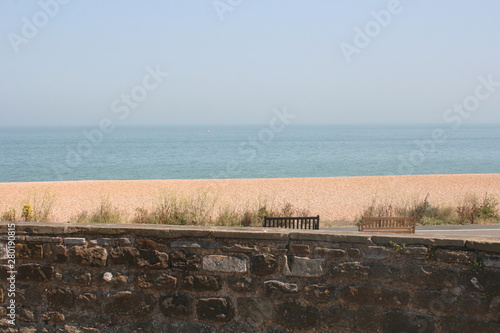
left=0, top=124, right=499, bottom=182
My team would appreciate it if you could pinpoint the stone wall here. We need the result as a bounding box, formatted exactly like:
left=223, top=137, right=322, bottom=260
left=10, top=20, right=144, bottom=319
left=0, top=222, right=499, bottom=333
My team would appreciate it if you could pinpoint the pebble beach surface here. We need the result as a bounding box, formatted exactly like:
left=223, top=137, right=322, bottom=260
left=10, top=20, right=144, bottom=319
left=1, top=174, right=499, bottom=223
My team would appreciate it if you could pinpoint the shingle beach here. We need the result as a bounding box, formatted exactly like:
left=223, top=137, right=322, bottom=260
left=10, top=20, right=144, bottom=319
left=1, top=174, right=499, bottom=223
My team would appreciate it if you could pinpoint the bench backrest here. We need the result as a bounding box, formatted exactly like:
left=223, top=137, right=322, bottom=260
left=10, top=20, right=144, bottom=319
left=360, top=216, right=416, bottom=234
left=263, top=215, right=320, bottom=230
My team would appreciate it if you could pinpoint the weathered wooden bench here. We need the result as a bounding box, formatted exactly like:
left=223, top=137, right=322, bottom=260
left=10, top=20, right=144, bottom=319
left=263, top=215, right=320, bottom=230
left=359, top=216, right=416, bottom=234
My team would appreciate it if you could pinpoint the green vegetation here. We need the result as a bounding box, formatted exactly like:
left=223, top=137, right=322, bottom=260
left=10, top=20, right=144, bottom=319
left=1, top=191, right=56, bottom=222
left=389, top=241, right=406, bottom=251
left=70, top=198, right=124, bottom=224
left=361, top=193, right=499, bottom=226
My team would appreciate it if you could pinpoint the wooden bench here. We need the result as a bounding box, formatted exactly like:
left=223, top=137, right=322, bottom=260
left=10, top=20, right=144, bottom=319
left=359, top=216, right=416, bottom=234
left=263, top=215, right=320, bottom=230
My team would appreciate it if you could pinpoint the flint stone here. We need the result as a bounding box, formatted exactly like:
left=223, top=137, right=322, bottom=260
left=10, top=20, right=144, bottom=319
left=203, top=255, right=247, bottom=273
left=284, top=256, right=324, bottom=277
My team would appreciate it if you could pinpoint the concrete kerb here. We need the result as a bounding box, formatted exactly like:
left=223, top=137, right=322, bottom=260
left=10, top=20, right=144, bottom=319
left=1, top=223, right=500, bottom=250
left=466, top=240, right=500, bottom=253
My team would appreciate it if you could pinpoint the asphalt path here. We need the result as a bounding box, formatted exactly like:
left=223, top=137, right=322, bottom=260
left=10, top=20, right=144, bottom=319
left=324, top=224, right=500, bottom=239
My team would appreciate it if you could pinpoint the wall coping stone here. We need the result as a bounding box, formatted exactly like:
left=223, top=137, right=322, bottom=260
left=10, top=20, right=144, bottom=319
left=1, top=222, right=499, bottom=251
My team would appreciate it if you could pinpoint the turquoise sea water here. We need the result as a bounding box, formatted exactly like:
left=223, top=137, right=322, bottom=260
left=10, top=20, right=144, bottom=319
left=0, top=125, right=499, bottom=182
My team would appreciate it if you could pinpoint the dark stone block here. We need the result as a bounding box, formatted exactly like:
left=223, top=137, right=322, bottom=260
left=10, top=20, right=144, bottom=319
left=18, top=264, right=53, bottom=281
left=323, top=306, right=353, bottom=327
left=104, top=291, right=155, bottom=316
left=54, top=244, right=68, bottom=262
left=220, top=323, right=256, bottom=333
left=69, top=246, right=107, bottom=267
left=354, top=307, right=381, bottom=332
left=196, top=298, right=234, bottom=322
left=137, top=273, right=177, bottom=289
left=289, top=244, right=311, bottom=256
left=401, top=263, right=459, bottom=288
left=442, top=316, right=500, bottom=333
left=277, top=302, right=319, bottom=329
left=227, top=276, right=258, bottom=293
left=435, top=249, right=476, bottom=264
left=330, top=261, right=399, bottom=281
left=267, top=328, right=291, bottom=333
left=304, top=284, right=336, bottom=303
left=136, top=238, right=167, bottom=251
left=383, top=309, right=435, bottom=333
left=164, top=321, right=216, bottom=333
left=42, top=311, right=65, bottom=325
left=340, top=285, right=409, bottom=307
left=347, top=248, right=361, bottom=258
left=413, top=290, right=491, bottom=315
left=15, top=244, right=43, bottom=259
left=315, top=248, right=347, bottom=259
left=183, top=275, right=221, bottom=291
left=461, top=269, right=500, bottom=295
left=171, top=251, right=201, bottom=270
left=251, top=253, right=279, bottom=275
left=62, top=268, right=92, bottom=285
left=46, top=287, right=75, bottom=310
left=17, top=284, right=44, bottom=306
left=237, top=297, right=274, bottom=322
left=136, top=249, right=169, bottom=269
left=109, top=247, right=139, bottom=265
left=76, top=292, right=100, bottom=311
left=159, top=293, right=192, bottom=318
left=264, top=280, right=299, bottom=298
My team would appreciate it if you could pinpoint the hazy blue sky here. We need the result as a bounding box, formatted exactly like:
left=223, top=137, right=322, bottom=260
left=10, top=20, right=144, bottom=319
left=1, top=0, right=499, bottom=126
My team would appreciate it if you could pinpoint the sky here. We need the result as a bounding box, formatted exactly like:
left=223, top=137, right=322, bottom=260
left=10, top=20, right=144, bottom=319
left=1, top=0, right=499, bottom=127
